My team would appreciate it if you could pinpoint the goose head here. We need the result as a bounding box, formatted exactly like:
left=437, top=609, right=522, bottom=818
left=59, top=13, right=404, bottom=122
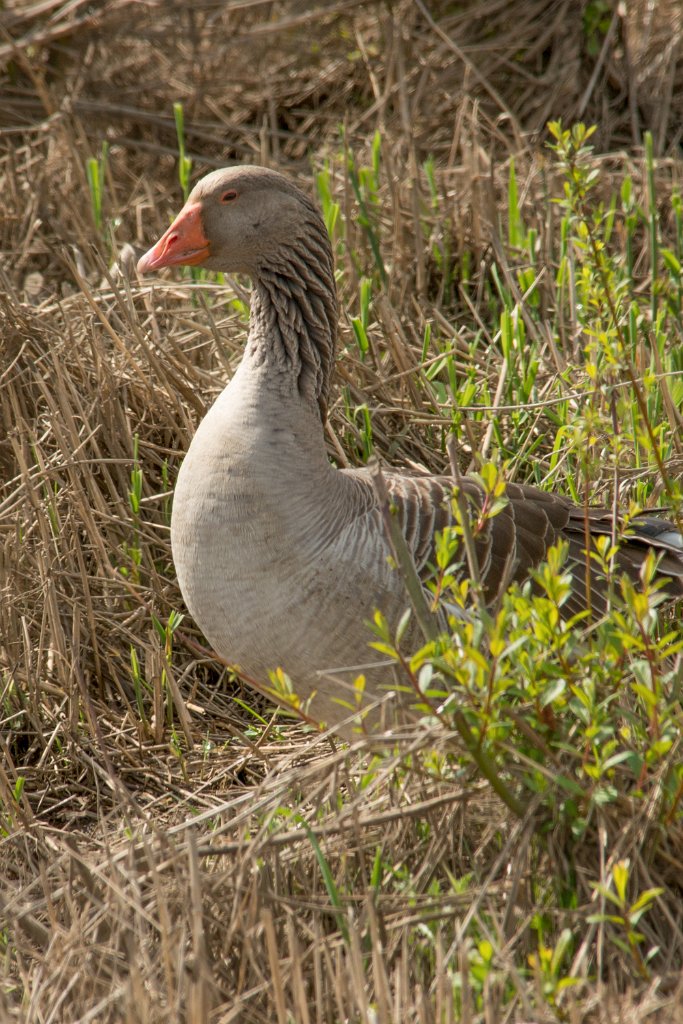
left=137, top=165, right=318, bottom=277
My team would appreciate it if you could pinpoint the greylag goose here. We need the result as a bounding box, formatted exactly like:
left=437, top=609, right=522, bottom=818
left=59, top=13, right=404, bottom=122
left=137, top=166, right=683, bottom=735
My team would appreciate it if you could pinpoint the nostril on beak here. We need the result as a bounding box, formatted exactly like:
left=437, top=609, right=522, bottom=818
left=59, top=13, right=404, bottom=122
left=138, top=202, right=209, bottom=273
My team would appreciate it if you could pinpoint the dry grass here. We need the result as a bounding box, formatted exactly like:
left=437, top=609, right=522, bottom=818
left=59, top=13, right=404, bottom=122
left=1, top=1, right=683, bottom=1021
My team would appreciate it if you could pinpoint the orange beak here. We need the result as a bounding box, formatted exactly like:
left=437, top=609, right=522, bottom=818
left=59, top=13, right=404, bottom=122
left=137, top=202, right=210, bottom=274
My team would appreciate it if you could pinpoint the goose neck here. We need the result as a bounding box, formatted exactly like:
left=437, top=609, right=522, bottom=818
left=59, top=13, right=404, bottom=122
left=244, top=245, right=338, bottom=420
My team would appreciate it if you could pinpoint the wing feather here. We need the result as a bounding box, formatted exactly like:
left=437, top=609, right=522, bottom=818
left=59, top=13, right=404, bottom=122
left=382, top=474, right=572, bottom=594
left=343, top=465, right=683, bottom=613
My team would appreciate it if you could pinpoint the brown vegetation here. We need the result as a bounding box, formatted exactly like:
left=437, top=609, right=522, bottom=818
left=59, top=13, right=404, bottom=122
left=1, top=2, right=682, bottom=1021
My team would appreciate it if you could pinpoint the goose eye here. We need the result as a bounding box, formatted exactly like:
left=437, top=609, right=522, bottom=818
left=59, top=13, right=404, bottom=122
left=220, top=189, right=238, bottom=204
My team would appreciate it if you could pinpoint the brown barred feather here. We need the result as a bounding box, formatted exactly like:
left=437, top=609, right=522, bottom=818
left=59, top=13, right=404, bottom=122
left=378, top=471, right=683, bottom=615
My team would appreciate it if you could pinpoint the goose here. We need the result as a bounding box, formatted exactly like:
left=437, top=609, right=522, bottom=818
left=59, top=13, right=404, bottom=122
left=137, top=166, right=683, bottom=736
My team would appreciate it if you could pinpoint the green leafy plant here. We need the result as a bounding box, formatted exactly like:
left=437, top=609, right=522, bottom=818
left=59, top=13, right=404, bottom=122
left=351, top=122, right=683, bottom=1005
left=589, top=859, right=663, bottom=977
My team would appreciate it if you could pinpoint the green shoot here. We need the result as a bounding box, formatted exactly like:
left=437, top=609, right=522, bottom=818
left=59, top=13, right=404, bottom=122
left=173, top=102, right=193, bottom=201
left=85, top=140, right=109, bottom=236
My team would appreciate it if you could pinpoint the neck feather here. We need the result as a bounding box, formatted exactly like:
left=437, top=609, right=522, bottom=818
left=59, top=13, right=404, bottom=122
left=246, top=218, right=338, bottom=421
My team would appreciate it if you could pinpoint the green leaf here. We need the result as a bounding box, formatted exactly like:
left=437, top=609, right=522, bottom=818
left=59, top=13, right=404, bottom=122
left=541, top=678, right=566, bottom=707
left=661, top=248, right=681, bottom=275
left=613, top=860, right=629, bottom=904
left=629, top=887, right=664, bottom=915
left=302, top=823, right=349, bottom=944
